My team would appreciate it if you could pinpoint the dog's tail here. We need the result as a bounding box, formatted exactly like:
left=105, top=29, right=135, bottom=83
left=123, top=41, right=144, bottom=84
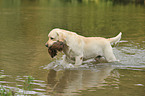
left=108, top=32, right=122, bottom=44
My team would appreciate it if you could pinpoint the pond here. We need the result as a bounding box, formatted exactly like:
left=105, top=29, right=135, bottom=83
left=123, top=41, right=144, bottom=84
left=0, top=0, right=145, bottom=96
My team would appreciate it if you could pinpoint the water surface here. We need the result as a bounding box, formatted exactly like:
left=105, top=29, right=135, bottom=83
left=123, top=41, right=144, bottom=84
left=0, top=0, right=145, bottom=96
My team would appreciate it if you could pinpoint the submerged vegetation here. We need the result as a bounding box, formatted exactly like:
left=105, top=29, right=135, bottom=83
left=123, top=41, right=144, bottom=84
left=0, top=86, right=14, bottom=96
left=0, top=76, right=34, bottom=96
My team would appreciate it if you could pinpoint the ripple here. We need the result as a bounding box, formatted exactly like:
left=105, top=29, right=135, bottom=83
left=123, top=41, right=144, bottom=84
left=134, top=84, right=144, bottom=86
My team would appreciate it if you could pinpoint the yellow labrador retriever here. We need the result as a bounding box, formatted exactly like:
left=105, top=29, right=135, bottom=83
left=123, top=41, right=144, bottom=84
left=45, top=28, right=122, bottom=66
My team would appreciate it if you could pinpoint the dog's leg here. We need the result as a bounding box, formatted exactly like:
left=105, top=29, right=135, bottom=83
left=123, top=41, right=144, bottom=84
left=104, top=45, right=117, bottom=62
left=61, top=56, right=75, bottom=68
left=75, top=55, right=83, bottom=66
left=61, top=55, right=69, bottom=65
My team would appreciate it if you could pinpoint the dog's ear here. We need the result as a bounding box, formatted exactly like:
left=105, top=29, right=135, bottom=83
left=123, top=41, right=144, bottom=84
left=57, top=32, right=66, bottom=42
left=56, top=32, right=59, bottom=37
left=64, top=32, right=84, bottom=54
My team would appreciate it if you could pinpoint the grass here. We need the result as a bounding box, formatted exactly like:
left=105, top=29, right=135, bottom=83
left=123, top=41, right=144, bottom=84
left=0, top=86, right=14, bottom=96
left=0, top=76, right=35, bottom=96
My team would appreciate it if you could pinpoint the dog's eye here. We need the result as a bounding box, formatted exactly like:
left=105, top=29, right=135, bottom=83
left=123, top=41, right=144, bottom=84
left=50, top=37, right=54, bottom=40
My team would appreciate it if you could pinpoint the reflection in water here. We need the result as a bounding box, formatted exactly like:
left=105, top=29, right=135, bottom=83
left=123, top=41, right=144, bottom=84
left=0, top=0, right=144, bottom=96
left=111, top=0, right=144, bottom=5
left=46, top=64, right=119, bottom=95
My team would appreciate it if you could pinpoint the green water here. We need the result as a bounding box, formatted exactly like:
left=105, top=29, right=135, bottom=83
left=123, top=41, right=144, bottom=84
left=0, top=0, right=145, bottom=96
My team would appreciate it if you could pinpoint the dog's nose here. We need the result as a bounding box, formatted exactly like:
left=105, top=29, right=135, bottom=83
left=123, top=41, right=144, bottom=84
left=45, top=43, right=48, bottom=47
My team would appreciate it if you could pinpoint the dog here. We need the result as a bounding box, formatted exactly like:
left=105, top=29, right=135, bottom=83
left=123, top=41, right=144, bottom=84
left=45, top=28, right=122, bottom=66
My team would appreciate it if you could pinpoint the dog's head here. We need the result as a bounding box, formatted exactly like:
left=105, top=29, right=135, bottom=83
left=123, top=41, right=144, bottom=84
left=45, top=28, right=67, bottom=58
left=45, top=28, right=66, bottom=48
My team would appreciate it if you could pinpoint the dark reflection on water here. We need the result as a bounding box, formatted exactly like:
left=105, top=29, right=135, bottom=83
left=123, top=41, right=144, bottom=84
left=0, top=0, right=145, bottom=96
left=45, top=62, right=145, bottom=96
left=46, top=64, right=117, bottom=95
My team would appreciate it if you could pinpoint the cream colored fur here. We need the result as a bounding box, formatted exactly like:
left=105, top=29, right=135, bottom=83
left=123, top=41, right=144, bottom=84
left=46, top=28, right=122, bottom=66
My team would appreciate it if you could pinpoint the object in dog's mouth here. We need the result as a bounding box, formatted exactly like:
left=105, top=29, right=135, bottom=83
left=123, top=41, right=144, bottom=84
left=48, top=41, right=64, bottom=58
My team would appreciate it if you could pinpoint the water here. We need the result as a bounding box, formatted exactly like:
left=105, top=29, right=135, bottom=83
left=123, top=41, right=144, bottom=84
left=0, top=0, right=145, bottom=96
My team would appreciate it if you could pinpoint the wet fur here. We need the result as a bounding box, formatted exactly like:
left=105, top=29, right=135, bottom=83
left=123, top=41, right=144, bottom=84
left=46, top=28, right=122, bottom=66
